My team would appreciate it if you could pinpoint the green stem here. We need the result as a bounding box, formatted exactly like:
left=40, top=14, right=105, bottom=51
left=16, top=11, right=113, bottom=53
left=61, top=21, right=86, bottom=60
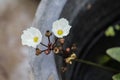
left=74, top=59, right=120, bottom=73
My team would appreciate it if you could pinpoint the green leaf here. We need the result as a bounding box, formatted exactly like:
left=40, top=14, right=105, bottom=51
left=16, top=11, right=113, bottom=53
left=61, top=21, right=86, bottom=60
left=97, top=55, right=110, bottom=64
left=105, top=26, right=115, bottom=37
left=106, top=47, right=120, bottom=62
left=112, top=73, right=120, bottom=80
left=115, top=25, right=120, bottom=30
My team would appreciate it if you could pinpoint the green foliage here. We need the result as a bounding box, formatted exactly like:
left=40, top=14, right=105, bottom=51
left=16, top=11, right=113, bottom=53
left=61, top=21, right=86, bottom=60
left=106, top=47, right=120, bottom=62
left=105, top=26, right=115, bottom=37
left=105, top=24, right=120, bottom=37
left=97, top=55, right=110, bottom=64
left=112, top=73, right=120, bottom=80
left=107, top=47, right=120, bottom=80
left=115, top=25, right=120, bottom=30
left=105, top=25, right=120, bottom=80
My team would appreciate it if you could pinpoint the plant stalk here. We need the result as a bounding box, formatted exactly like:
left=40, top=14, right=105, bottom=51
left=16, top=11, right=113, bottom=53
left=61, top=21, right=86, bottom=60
left=48, top=36, right=51, bottom=44
left=53, top=38, right=58, bottom=47
left=74, top=59, right=120, bottom=73
left=40, top=43, right=48, bottom=47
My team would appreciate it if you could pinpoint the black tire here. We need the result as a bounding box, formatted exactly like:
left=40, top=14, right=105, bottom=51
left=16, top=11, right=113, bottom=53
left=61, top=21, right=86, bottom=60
left=56, top=0, right=120, bottom=80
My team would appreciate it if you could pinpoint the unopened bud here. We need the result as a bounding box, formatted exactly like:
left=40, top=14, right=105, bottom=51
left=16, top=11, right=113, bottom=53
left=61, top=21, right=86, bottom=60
left=59, top=38, right=65, bottom=44
left=65, top=58, right=72, bottom=64
left=45, top=50, right=50, bottom=55
left=53, top=47, right=60, bottom=54
left=36, top=48, right=41, bottom=56
left=61, top=67, right=67, bottom=72
left=65, top=53, right=77, bottom=64
left=45, top=30, right=52, bottom=37
left=71, top=44, right=77, bottom=51
left=66, top=48, right=70, bottom=53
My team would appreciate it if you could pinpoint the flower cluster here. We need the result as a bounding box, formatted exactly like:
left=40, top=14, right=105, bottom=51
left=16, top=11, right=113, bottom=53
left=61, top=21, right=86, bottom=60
left=21, top=18, right=77, bottom=71
left=21, top=18, right=71, bottom=48
left=21, top=18, right=120, bottom=76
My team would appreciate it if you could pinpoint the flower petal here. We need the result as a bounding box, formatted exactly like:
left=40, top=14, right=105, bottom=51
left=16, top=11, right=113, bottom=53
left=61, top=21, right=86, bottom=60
left=52, top=18, right=71, bottom=38
left=21, top=27, right=42, bottom=48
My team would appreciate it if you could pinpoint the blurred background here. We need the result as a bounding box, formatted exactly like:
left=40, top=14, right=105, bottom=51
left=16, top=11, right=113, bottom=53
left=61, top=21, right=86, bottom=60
left=0, top=0, right=40, bottom=80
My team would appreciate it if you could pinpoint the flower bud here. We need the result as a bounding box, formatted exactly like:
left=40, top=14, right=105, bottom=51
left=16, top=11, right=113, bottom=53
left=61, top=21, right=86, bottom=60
left=65, top=53, right=77, bottom=64
left=53, top=47, right=60, bottom=54
left=45, top=30, right=52, bottom=37
left=65, top=58, right=72, bottom=64
left=61, top=67, right=67, bottom=72
left=36, top=48, right=41, bottom=56
left=66, top=48, right=70, bottom=53
left=71, top=44, right=77, bottom=51
left=45, top=50, right=50, bottom=55
left=59, top=38, right=65, bottom=44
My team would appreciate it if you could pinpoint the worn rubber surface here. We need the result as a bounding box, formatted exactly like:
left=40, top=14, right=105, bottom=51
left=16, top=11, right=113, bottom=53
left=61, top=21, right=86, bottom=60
left=59, top=0, right=120, bottom=80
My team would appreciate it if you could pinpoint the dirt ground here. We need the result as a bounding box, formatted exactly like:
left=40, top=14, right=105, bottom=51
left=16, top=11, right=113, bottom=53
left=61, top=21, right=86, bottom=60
left=0, top=0, right=39, bottom=80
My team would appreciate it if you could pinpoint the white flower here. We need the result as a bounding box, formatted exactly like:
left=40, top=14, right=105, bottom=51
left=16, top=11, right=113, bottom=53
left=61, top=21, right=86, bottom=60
left=21, top=27, right=42, bottom=48
left=52, top=18, right=71, bottom=38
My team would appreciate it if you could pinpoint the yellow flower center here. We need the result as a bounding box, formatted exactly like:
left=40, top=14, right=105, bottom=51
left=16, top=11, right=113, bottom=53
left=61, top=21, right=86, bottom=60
left=33, top=36, right=39, bottom=43
left=57, top=29, right=63, bottom=35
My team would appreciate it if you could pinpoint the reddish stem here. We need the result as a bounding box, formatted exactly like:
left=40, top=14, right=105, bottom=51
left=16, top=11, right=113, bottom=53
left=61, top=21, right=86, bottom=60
left=40, top=43, right=48, bottom=47
left=53, top=38, right=58, bottom=48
